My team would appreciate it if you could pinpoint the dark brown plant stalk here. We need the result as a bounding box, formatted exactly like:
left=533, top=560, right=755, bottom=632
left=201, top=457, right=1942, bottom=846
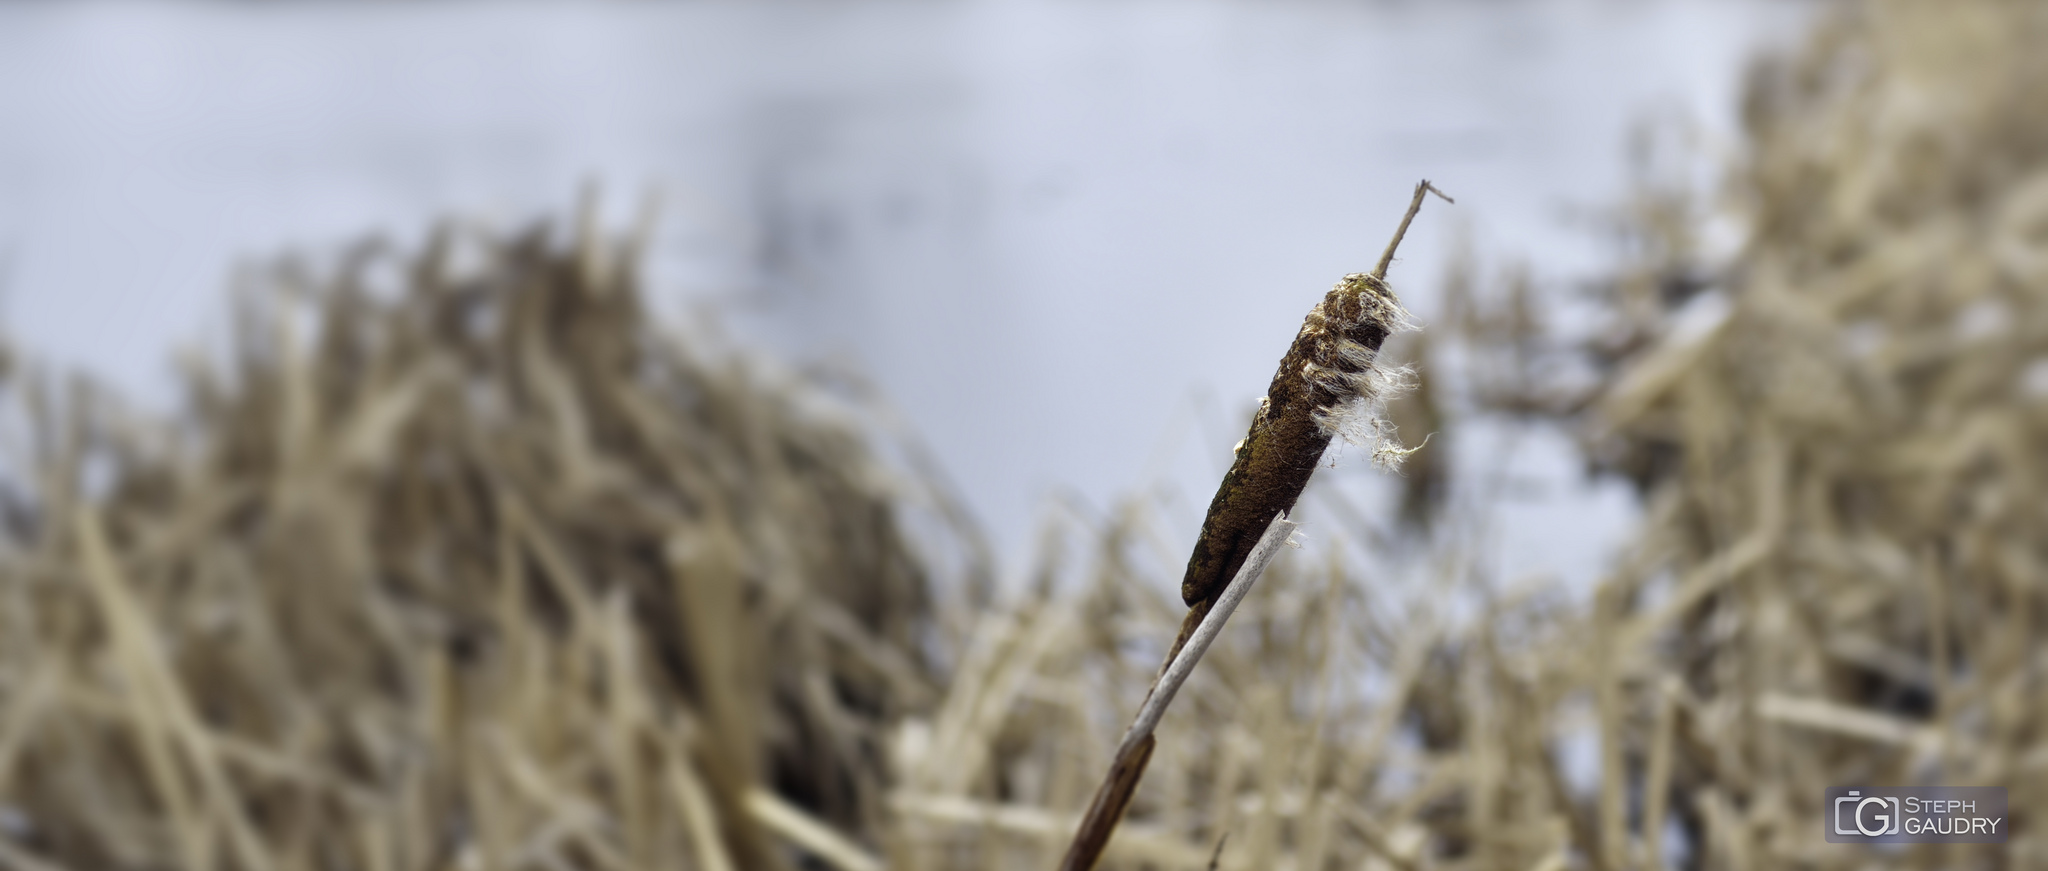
left=1055, top=181, right=1448, bottom=871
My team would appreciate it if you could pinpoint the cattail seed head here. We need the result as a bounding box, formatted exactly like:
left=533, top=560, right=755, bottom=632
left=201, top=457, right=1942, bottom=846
left=1177, top=271, right=1416, bottom=607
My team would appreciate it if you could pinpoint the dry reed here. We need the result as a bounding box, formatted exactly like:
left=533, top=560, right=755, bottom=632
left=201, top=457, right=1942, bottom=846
left=1054, top=180, right=1446, bottom=871
left=0, top=202, right=981, bottom=870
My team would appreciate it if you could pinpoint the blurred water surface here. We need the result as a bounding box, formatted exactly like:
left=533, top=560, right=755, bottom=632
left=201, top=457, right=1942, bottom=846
left=0, top=0, right=1810, bottom=585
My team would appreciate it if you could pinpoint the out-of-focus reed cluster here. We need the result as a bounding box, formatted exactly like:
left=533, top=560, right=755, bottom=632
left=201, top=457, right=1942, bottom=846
left=0, top=207, right=985, bottom=871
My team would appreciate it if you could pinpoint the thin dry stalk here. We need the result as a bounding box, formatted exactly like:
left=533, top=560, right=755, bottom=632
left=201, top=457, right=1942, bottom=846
left=1054, top=513, right=1294, bottom=871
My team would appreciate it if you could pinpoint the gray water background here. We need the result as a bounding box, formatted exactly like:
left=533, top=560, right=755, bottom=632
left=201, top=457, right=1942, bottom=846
left=0, top=0, right=1812, bottom=590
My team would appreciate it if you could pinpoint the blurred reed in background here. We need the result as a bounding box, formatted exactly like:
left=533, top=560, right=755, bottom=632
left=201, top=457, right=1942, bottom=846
left=0, top=205, right=986, bottom=871
left=3, top=1, right=2047, bottom=869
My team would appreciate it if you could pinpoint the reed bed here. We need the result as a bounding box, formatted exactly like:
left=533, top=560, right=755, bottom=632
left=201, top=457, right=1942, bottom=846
left=0, top=209, right=984, bottom=871
left=3, top=1, right=2046, bottom=869
left=1436, top=1, right=2048, bottom=867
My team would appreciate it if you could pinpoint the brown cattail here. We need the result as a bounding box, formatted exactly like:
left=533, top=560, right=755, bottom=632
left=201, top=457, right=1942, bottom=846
left=1059, top=181, right=1448, bottom=871
left=1178, top=180, right=1447, bottom=609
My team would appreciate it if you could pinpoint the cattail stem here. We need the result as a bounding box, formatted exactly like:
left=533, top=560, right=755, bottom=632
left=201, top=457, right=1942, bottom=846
left=1055, top=513, right=1296, bottom=871
left=1374, top=181, right=1455, bottom=281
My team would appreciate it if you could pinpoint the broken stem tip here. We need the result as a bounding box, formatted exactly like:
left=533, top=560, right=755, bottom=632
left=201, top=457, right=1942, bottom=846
left=1372, top=179, right=1455, bottom=281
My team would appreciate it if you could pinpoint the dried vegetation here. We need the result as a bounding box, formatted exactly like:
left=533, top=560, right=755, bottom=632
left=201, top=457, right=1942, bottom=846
left=0, top=212, right=981, bottom=871
left=4, top=1, right=2048, bottom=869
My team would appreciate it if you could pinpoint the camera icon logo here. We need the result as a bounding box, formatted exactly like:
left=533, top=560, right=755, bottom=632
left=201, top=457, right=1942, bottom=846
left=1825, top=786, right=2005, bottom=844
left=1833, top=790, right=1901, bottom=837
